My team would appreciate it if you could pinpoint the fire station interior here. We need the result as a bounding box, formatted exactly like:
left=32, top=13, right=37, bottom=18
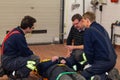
left=0, top=0, right=120, bottom=80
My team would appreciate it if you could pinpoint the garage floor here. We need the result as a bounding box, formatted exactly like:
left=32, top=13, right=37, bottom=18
left=0, top=44, right=120, bottom=80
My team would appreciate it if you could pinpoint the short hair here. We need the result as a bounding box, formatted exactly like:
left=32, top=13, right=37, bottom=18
left=20, top=16, right=36, bottom=29
left=82, top=11, right=96, bottom=22
left=71, top=13, right=82, bottom=22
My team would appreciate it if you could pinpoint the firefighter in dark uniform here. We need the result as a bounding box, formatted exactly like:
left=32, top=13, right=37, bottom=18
left=1, top=16, right=40, bottom=79
left=80, top=11, right=117, bottom=80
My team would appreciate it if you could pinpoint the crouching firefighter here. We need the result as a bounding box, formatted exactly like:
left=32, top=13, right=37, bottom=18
left=0, top=16, right=40, bottom=79
left=63, top=49, right=115, bottom=80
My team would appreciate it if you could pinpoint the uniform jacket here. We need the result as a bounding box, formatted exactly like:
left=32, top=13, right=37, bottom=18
left=2, top=27, right=33, bottom=57
left=84, top=22, right=117, bottom=64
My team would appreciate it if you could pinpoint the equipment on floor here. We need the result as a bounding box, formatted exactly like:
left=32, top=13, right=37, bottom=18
left=36, top=59, right=86, bottom=80
left=44, top=64, right=85, bottom=80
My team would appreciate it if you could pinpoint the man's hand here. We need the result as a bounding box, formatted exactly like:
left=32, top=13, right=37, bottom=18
left=65, top=45, right=84, bottom=51
left=60, top=59, right=66, bottom=64
left=51, top=56, right=59, bottom=62
left=66, top=45, right=74, bottom=51
left=65, top=45, right=73, bottom=57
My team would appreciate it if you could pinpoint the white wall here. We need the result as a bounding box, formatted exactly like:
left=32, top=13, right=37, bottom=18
left=95, top=0, right=120, bottom=45
left=1, top=0, right=120, bottom=44
left=64, top=0, right=120, bottom=45
left=0, top=0, right=61, bottom=45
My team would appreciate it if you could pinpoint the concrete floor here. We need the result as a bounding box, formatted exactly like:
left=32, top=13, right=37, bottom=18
left=0, top=44, right=120, bottom=80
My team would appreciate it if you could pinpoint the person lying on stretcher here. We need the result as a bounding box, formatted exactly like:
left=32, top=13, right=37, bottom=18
left=26, top=50, right=120, bottom=80
left=26, top=50, right=89, bottom=80
left=34, top=56, right=86, bottom=80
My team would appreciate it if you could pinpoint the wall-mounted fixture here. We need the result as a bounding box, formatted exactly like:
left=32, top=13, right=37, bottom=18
left=111, top=0, right=118, bottom=3
left=71, top=0, right=80, bottom=11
